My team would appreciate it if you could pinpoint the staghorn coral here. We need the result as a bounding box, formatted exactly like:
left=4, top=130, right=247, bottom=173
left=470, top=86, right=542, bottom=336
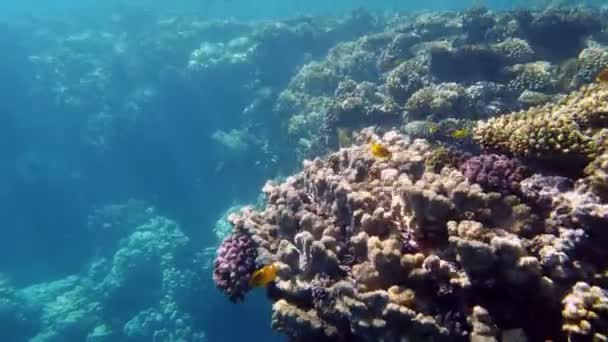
left=474, top=82, right=608, bottom=170
left=213, top=128, right=608, bottom=341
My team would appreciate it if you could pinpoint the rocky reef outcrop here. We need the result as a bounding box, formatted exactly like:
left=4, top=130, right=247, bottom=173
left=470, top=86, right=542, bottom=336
left=213, top=126, right=608, bottom=341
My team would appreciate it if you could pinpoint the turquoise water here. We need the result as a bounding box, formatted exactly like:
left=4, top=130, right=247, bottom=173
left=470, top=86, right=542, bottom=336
left=0, top=0, right=606, bottom=341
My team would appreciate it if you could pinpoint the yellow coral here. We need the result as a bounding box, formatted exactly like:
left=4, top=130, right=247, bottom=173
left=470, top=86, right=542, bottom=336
left=474, top=83, right=608, bottom=164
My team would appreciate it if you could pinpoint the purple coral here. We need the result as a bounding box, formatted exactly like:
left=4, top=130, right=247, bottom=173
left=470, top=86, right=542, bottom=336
left=213, top=231, right=258, bottom=302
left=459, top=153, right=528, bottom=193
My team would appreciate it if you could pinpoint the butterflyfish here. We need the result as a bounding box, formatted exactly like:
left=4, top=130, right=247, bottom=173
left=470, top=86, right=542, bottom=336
left=451, top=128, right=470, bottom=139
left=370, top=142, right=392, bottom=159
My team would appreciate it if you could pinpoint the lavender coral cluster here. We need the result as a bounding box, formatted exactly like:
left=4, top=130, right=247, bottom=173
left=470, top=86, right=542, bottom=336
left=213, top=128, right=608, bottom=341
left=459, top=153, right=528, bottom=194
left=213, top=228, right=258, bottom=303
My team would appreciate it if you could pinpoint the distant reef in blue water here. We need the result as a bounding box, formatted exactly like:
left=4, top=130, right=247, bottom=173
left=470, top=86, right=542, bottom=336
left=1, top=3, right=608, bottom=342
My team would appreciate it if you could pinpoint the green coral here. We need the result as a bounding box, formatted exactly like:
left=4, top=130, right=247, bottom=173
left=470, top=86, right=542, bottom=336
left=406, top=83, right=466, bottom=121
left=584, top=129, right=608, bottom=199
left=474, top=83, right=608, bottom=165
left=561, top=282, right=608, bottom=341
left=573, top=47, right=608, bottom=87
left=386, top=55, right=428, bottom=105
left=491, top=38, right=535, bottom=64
left=425, top=147, right=452, bottom=173
left=506, top=61, right=555, bottom=92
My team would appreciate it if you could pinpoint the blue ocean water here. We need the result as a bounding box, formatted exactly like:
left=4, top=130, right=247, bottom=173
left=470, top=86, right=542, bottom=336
left=1, top=0, right=606, bottom=341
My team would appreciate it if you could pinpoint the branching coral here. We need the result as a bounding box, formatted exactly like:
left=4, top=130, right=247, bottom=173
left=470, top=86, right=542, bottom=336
left=562, top=282, right=608, bottom=340
left=327, top=80, right=401, bottom=130
left=491, top=38, right=535, bottom=64
left=385, top=55, right=430, bottom=105
left=213, top=129, right=607, bottom=341
left=406, top=83, right=467, bottom=121
left=571, top=47, right=608, bottom=87
left=505, top=61, right=555, bottom=92
left=459, top=153, right=529, bottom=194
left=474, top=83, right=608, bottom=170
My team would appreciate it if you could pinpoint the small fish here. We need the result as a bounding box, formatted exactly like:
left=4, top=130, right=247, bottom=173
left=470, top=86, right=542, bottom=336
left=249, top=264, right=277, bottom=288
left=595, top=68, right=608, bottom=84
left=451, top=128, right=470, bottom=139
left=370, top=142, right=392, bottom=158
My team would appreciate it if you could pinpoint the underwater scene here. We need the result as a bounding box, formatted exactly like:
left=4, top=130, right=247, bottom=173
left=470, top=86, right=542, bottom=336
left=1, top=0, right=608, bottom=341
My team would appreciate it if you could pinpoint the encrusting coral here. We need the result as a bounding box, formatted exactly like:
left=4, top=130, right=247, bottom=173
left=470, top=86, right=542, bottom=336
left=213, top=127, right=608, bottom=341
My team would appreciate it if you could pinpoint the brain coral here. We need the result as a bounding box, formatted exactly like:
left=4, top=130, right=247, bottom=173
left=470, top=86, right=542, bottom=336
left=213, top=128, right=608, bottom=341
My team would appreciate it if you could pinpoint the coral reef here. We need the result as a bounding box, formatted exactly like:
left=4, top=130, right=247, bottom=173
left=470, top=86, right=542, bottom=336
left=459, top=153, right=529, bottom=194
left=10, top=206, right=208, bottom=341
left=571, top=46, right=608, bottom=88
left=491, top=38, right=535, bottom=64
left=562, top=282, right=608, bottom=340
left=213, top=229, right=258, bottom=303
left=214, top=128, right=608, bottom=341
left=505, top=61, right=556, bottom=92
left=406, top=83, right=467, bottom=121
left=10, top=5, right=608, bottom=342
left=269, top=6, right=608, bottom=164
left=474, top=82, right=608, bottom=172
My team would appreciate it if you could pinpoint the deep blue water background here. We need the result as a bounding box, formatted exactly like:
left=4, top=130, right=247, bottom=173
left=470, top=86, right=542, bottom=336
left=0, top=0, right=604, bottom=341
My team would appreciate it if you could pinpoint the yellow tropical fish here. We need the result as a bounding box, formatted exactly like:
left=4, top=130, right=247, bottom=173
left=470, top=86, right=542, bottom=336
left=370, top=142, right=392, bottom=158
left=249, top=264, right=277, bottom=288
left=595, top=68, right=608, bottom=84
left=451, top=128, right=470, bottom=139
